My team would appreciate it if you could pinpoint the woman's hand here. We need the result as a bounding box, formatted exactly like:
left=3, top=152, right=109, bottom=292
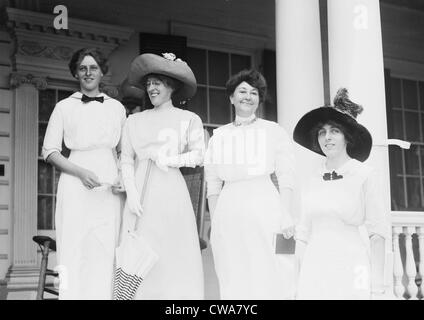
left=280, top=225, right=295, bottom=239
left=147, top=149, right=169, bottom=172
left=155, top=156, right=169, bottom=172
left=77, top=168, right=101, bottom=190
left=111, top=176, right=125, bottom=194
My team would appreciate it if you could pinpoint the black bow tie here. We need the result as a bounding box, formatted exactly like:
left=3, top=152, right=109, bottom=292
left=323, top=171, right=343, bottom=181
left=81, top=94, right=104, bottom=103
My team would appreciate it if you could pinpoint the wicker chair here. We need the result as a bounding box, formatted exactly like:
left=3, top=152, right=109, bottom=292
left=181, top=165, right=208, bottom=250
left=180, top=129, right=210, bottom=251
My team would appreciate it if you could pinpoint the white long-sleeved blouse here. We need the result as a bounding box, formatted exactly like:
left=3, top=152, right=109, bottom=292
left=204, top=118, right=296, bottom=198
left=42, top=92, right=126, bottom=160
left=295, top=158, right=389, bottom=242
left=120, top=105, right=205, bottom=170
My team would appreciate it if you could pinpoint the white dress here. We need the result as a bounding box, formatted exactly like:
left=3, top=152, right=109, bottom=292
left=204, top=118, right=297, bottom=299
left=295, top=159, right=389, bottom=300
left=42, top=92, right=127, bottom=299
left=120, top=104, right=205, bottom=299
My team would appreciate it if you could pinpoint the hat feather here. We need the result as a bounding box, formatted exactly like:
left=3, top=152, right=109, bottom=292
left=333, top=88, right=363, bottom=119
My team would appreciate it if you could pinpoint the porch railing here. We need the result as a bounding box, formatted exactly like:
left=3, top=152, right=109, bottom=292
left=392, top=211, right=424, bottom=300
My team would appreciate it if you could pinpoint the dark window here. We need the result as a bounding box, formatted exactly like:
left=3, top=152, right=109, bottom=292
left=387, top=77, right=424, bottom=211
left=38, top=89, right=72, bottom=230
left=186, top=47, right=251, bottom=132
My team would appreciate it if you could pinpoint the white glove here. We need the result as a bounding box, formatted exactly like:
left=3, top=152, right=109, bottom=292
left=155, top=155, right=169, bottom=172
left=121, top=162, right=143, bottom=216
left=279, top=211, right=295, bottom=237
left=125, top=182, right=143, bottom=217
left=157, top=152, right=198, bottom=170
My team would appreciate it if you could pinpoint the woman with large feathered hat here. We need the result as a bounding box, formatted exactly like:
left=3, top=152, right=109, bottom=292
left=293, top=88, right=389, bottom=299
left=119, top=53, right=204, bottom=299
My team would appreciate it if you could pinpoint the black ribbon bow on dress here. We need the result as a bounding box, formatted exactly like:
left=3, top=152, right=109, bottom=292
left=323, top=171, right=343, bottom=181
left=81, top=94, right=104, bottom=103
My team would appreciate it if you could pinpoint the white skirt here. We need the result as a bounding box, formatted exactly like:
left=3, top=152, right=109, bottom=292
left=211, top=175, right=296, bottom=300
left=121, top=160, right=204, bottom=299
left=296, top=219, right=371, bottom=300
left=55, top=148, right=121, bottom=300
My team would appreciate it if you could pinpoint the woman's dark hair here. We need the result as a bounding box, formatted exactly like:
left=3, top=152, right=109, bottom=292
left=141, top=73, right=183, bottom=109
left=311, top=120, right=354, bottom=154
left=225, top=69, right=267, bottom=103
left=68, top=48, right=109, bottom=77
left=142, top=73, right=183, bottom=94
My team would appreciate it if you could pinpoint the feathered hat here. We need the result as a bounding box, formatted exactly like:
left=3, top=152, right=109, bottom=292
left=127, top=53, right=197, bottom=103
left=293, top=88, right=372, bottom=162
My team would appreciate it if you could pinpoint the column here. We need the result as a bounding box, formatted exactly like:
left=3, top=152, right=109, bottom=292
left=275, top=0, right=325, bottom=222
left=7, top=73, right=46, bottom=293
left=327, top=0, right=393, bottom=292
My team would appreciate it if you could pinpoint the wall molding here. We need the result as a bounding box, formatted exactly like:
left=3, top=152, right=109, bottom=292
left=392, top=211, right=424, bottom=226
left=6, top=7, right=133, bottom=45
left=170, top=20, right=268, bottom=54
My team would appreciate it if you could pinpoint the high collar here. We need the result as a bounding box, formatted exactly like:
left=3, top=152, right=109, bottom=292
left=318, top=158, right=358, bottom=176
left=234, top=113, right=257, bottom=126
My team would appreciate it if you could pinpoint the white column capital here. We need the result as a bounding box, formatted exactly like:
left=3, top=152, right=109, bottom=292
left=10, top=72, right=48, bottom=90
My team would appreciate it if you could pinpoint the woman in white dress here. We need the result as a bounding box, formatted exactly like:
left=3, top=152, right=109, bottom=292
left=120, top=53, right=204, bottom=299
left=42, top=48, right=127, bottom=299
left=205, top=69, right=297, bottom=299
left=293, top=88, right=389, bottom=299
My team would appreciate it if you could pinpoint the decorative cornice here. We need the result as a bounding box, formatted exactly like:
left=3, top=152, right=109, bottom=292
left=18, top=41, right=74, bottom=62
left=5, top=7, right=134, bottom=82
left=10, top=73, right=47, bottom=90
left=6, top=7, right=133, bottom=46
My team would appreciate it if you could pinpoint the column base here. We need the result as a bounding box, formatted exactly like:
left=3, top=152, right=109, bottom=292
left=4, top=266, right=39, bottom=300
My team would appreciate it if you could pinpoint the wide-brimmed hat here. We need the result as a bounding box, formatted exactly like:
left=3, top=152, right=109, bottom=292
left=293, top=88, right=372, bottom=162
left=128, top=53, right=197, bottom=103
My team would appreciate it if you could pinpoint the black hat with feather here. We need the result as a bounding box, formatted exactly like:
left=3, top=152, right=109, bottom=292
left=293, top=88, right=372, bottom=162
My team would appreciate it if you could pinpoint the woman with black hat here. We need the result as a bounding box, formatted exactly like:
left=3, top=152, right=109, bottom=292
left=42, top=48, right=127, bottom=299
left=293, top=88, right=389, bottom=299
left=204, top=69, right=296, bottom=299
left=120, top=53, right=204, bottom=299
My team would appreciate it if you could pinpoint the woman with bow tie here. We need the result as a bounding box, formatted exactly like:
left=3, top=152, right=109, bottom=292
left=293, top=88, right=389, bottom=299
left=42, top=48, right=126, bottom=299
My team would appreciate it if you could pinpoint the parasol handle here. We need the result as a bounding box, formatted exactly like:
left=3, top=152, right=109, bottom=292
left=134, top=159, right=153, bottom=232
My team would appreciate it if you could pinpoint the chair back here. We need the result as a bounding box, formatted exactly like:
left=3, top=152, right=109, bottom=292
left=180, top=129, right=210, bottom=244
